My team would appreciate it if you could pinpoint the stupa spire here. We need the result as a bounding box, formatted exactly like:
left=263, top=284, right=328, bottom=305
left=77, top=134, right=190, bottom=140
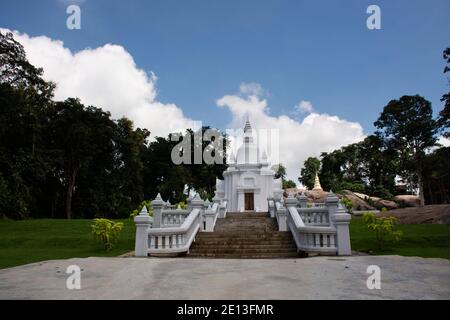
left=312, top=172, right=323, bottom=191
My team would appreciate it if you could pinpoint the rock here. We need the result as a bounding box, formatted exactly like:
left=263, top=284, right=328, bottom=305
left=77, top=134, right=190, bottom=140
left=283, top=188, right=303, bottom=197
left=353, top=192, right=381, bottom=203
left=304, top=190, right=330, bottom=203
left=374, top=199, right=399, bottom=210
left=380, top=204, right=450, bottom=224
left=341, top=190, right=375, bottom=211
left=393, top=195, right=421, bottom=207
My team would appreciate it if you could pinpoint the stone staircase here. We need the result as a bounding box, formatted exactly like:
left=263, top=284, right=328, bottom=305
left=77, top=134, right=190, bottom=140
left=188, top=212, right=299, bottom=258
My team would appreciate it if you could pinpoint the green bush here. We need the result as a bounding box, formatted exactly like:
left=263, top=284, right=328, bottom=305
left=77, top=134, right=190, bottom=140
left=91, top=218, right=124, bottom=251
left=129, top=200, right=153, bottom=219
left=341, top=196, right=353, bottom=213
left=176, top=201, right=188, bottom=209
left=362, top=212, right=402, bottom=247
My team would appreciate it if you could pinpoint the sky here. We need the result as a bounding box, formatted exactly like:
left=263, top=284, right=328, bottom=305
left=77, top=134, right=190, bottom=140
left=1, top=0, right=449, bottom=183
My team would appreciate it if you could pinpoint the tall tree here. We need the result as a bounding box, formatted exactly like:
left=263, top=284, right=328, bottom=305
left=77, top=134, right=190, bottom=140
left=374, top=95, right=438, bottom=206
left=272, top=164, right=287, bottom=181
left=50, top=98, right=117, bottom=219
left=299, top=157, right=321, bottom=190
left=438, top=47, right=450, bottom=138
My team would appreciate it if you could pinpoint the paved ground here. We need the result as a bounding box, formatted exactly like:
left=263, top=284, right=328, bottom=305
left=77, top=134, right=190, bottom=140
left=0, top=255, right=449, bottom=299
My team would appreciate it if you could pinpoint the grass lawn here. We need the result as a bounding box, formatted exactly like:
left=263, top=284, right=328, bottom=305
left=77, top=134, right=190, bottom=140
left=350, top=216, right=450, bottom=259
left=0, top=219, right=135, bottom=269
left=1, top=217, right=449, bottom=269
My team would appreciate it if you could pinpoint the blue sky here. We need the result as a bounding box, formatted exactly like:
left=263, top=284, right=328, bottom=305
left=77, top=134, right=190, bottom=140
left=1, top=0, right=449, bottom=134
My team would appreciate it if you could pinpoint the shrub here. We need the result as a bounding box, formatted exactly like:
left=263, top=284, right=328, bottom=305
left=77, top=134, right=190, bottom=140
left=362, top=212, right=402, bottom=247
left=381, top=207, right=388, bottom=213
left=129, top=200, right=153, bottom=219
left=91, top=218, right=124, bottom=251
left=341, top=196, right=353, bottom=213
left=176, top=201, right=188, bottom=209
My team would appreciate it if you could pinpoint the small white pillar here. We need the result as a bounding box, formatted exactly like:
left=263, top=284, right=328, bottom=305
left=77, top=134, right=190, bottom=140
left=298, top=192, right=308, bottom=208
left=152, top=193, right=165, bottom=228
left=334, top=206, right=352, bottom=256
left=191, top=194, right=205, bottom=230
left=134, top=206, right=151, bottom=257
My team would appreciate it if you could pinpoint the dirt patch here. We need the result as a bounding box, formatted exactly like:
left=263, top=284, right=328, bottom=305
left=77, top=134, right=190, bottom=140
left=380, top=204, right=450, bottom=224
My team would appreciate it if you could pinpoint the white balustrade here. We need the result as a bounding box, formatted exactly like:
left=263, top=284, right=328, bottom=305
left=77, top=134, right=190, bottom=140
left=276, top=193, right=351, bottom=256
left=148, top=208, right=201, bottom=255
left=134, top=193, right=226, bottom=257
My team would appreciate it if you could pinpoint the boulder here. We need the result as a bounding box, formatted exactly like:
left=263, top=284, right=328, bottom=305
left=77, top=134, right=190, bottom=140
left=393, top=195, right=421, bottom=207
left=353, top=192, right=381, bottom=203
left=341, top=190, right=375, bottom=211
left=374, top=199, right=399, bottom=210
left=304, top=190, right=330, bottom=203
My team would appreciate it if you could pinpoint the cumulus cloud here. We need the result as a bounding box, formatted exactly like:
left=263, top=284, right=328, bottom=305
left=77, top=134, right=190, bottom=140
left=1, top=28, right=195, bottom=138
left=294, top=100, right=314, bottom=114
left=217, top=83, right=366, bottom=185
left=239, top=82, right=264, bottom=97
left=437, top=136, right=450, bottom=147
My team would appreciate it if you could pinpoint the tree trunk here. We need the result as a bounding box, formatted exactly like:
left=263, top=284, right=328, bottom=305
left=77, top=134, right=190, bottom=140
left=65, top=169, right=77, bottom=219
left=418, top=169, right=425, bottom=207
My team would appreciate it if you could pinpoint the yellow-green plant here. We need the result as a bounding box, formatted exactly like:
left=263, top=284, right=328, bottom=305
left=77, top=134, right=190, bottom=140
left=91, top=219, right=124, bottom=251
left=341, top=196, right=353, bottom=213
left=129, top=200, right=153, bottom=219
left=363, top=212, right=402, bottom=247
left=176, top=201, right=188, bottom=209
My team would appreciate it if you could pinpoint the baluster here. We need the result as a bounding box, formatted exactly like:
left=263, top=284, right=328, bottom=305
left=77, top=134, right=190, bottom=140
left=158, top=235, right=163, bottom=249
left=171, top=235, right=176, bottom=248
left=315, top=234, right=320, bottom=247
left=330, top=234, right=335, bottom=247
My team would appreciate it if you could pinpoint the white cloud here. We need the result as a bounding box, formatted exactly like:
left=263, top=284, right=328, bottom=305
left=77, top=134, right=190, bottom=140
left=438, top=136, right=450, bottom=147
left=294, top=100, right=314, bottom=114
left=217, top=84, right=366, bottom=185
left=1, top=28, right=195, bottom=138
left=239, top=82, right=264, bottom=97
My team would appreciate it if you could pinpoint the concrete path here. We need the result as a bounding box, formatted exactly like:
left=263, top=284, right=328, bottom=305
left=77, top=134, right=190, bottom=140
left=0, top=255, right=449, bottom=299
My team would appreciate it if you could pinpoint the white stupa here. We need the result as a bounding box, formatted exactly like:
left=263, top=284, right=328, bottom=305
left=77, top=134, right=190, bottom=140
left=215, top=118, right=281, bottom=212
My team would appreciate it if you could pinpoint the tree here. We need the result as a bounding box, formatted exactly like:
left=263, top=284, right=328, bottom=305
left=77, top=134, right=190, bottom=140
left=282, top=180, right=297, bottom=189
left=374, top=95, right=438, bottom=206
left=272, top=164, right=287, bottom=181
left=299, top=157, right=320, bottom=189
left=0, top=31, right=54, bottom=97
left=423, top=146, right=450, bottom=204
left=438, top=47, right=450, bottom=138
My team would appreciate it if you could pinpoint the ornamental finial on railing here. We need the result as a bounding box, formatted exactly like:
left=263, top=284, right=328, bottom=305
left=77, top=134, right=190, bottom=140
left=153, top=193, right=165, bottom=206
left=139, top=205, right=148, bottom=215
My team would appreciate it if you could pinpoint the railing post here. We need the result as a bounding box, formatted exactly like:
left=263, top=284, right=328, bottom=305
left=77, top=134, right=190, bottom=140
left=298, top=192, right=308, bottom=208
left=267, top=197, right=274, bottom=218
left=134, top=206, right=151, bottom=257
left=325, top=191, right=339, bottom=226
left=152, top=193, right=165, bottom=228
left=191, top=193, right=205, bottom=230
left=284, top=195, right=297, bottom=230
left=334, top=203, right=352, bottom=255
left=204, top=204, right=216, bottom=232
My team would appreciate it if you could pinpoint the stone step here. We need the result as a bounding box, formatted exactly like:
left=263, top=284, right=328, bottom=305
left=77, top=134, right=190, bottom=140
left=197, top=233, right=293, bottom=238
left=187, top=214, right=298, bottom=259
left=195, top=239, right=293, bottom=243
left=187, top=253, right=300, bottom=259
left=190, top=244, right=298, bottom=250
left=189, top=250, right=298, bottom=256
